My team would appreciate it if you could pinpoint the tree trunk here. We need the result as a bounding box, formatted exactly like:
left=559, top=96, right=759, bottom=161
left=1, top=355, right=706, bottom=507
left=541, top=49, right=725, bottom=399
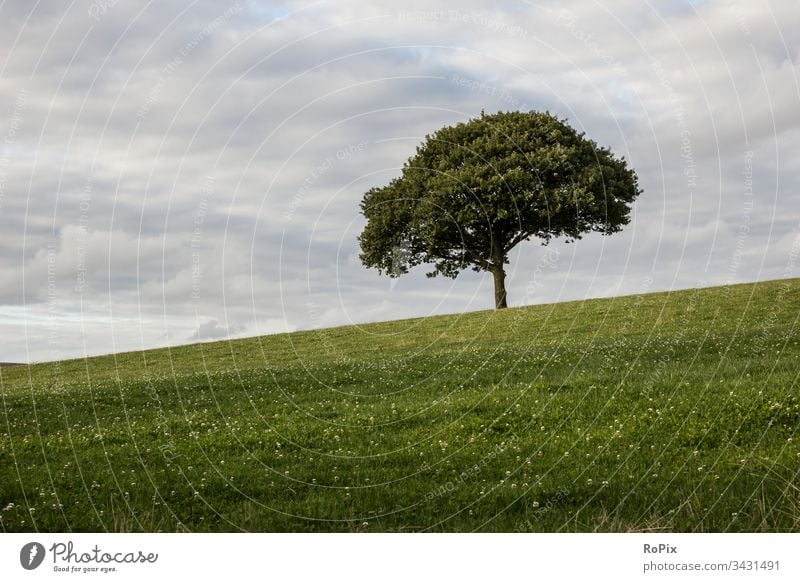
left=491, top=264, right=508, bottom=309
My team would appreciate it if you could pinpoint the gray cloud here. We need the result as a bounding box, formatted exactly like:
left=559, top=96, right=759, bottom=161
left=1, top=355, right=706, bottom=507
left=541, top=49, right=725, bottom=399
left=188, top=318, right=243, bottom=341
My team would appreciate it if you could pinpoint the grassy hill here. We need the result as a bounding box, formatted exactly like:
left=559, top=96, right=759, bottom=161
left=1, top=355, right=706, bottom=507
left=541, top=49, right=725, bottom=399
left=1, top=278, right=798, bottom=532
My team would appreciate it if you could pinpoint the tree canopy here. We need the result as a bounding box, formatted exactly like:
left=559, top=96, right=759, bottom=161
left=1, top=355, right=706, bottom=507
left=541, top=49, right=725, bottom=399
left=358, top=110, right=641, bottom=308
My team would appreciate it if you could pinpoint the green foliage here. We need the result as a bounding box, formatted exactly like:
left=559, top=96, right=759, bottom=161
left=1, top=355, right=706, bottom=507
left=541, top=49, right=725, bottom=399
left=359, top=111, right=641, bottom=285
left=1, top=279, right=798, bottom=532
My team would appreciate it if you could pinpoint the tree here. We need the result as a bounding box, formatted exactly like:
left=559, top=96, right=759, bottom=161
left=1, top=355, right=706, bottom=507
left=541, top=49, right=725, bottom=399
left=358, top=110, right=641, bottom=308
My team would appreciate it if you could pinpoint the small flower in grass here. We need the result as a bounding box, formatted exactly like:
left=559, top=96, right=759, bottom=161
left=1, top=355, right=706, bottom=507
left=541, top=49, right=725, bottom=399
left=586, top=478, right=593, bottom=485
left=532, top=501, right=540, bottom=508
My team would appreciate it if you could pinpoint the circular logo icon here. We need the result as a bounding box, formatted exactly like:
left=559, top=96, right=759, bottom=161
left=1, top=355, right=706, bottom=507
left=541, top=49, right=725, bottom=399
left=20, top=542, right=46, bottom=570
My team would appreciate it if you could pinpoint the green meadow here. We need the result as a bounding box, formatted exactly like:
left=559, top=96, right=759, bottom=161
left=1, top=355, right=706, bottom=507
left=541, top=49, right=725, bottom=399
left=1, top=278, right=798, bottom=532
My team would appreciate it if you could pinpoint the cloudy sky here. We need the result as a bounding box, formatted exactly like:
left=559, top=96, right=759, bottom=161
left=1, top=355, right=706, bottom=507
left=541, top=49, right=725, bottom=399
left=0, top=0, right=798, bottom=363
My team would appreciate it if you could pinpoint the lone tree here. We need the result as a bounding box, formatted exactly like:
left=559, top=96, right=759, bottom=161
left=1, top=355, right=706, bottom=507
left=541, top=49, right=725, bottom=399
left=358, top=111, right=641, bottom=308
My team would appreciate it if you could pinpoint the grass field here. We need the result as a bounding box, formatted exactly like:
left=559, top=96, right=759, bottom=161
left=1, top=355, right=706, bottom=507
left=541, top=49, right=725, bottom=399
left=1, top=278, right=798, bottom=532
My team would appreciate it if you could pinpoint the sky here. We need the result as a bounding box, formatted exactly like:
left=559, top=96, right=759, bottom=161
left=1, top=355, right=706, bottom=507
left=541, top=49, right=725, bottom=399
left=0, top=0, right=798, bottom=363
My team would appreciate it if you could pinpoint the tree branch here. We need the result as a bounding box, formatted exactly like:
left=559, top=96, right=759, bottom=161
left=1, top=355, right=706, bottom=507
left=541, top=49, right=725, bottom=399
left=504, top=230, right=533, bottom=253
